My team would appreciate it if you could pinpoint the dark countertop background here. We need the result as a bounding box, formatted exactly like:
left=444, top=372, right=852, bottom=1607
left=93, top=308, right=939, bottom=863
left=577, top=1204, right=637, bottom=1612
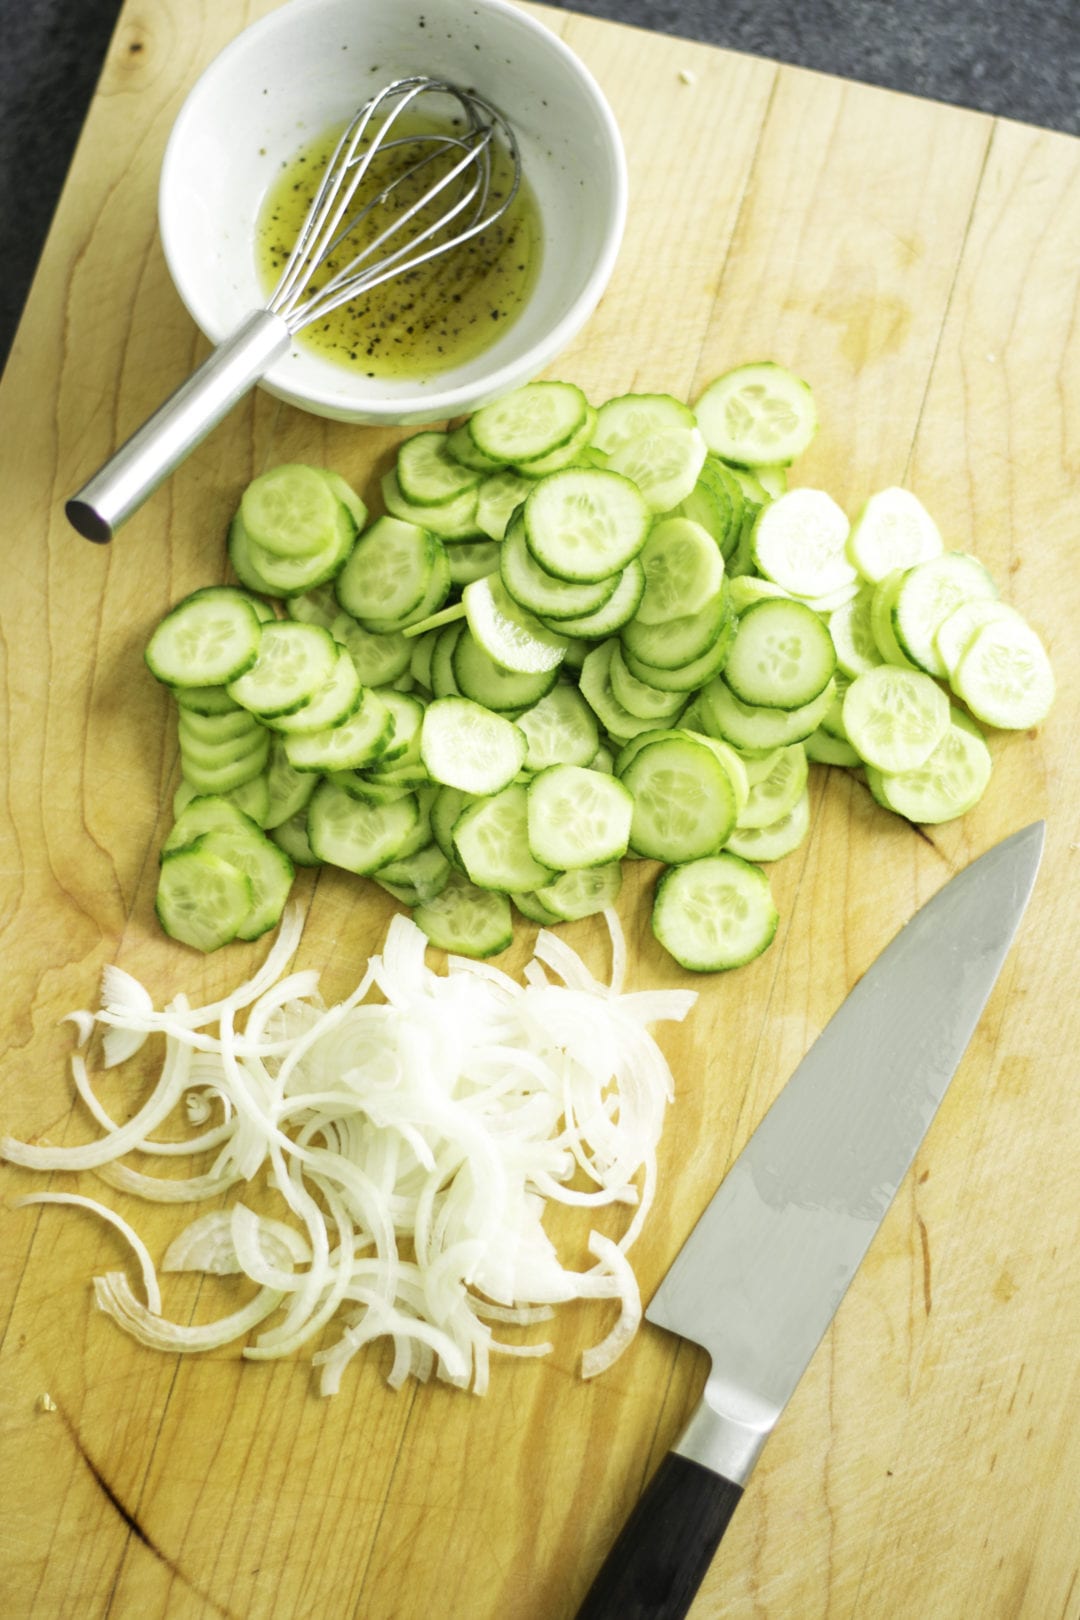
left=1, top=0, right=1077, bottom=372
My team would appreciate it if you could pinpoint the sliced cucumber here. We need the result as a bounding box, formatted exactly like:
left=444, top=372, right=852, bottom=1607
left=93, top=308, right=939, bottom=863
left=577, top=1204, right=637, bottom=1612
left=699, top=674, right=836, bottom=751
left=282, top=687, right=393, bottom=772
left=636, top=517, right=725, bottom=626
left=828, top=587, right=884, bottom=677
left=620, top=733, right=738, bottom=862
left=264, top=643, right=363, bottom=734
left=500, top=516, right=619, bottom=621
left=226, top=621, right=339, bottom=718
left=735, top=743, right=808, bottom=830
left=446, top=539, right=502, bottom=587
left=726, top=788, right=811, bottom=862
left=468, top=380, right=588, bottom=464
left=592, top=392, right=696, bottom=456
left=605, top=426, right=707, bottom=514
left=420, top=696, right=526, bottom=794
left=463, top=574, right=568, bottom=675
left=866, top=708, right=992, bottom=824
left=620, top=588, right=728, bottom=671
left=951, top=615, right=1055, bottom=730
left=723, top=597, right=836, bottom=711
left=526, top=765, right=633, bottom=870
left=533, top=863, right=622, bottom=922
left=335, top=516, right=442, bottom=629
left=608, top=643, right=687, bottom=722
left=523, top=467, right=650, bottom=583
left=381, top=468, right=480, bottom=542
left=539, top=559, right=645, bottom=639
left=453, top=784, right=555, bottom=891
left=890, top=551, right=998, bottom=677
left=618, top=609, right=736, bottom=693
left=579, top=639, right=672, bottom=740
left=933, top=599, right=1024, bottom=679
left=694, top=362, right=817, bottom=467
left=155, top=841, right=253, bottom=954
left=228, top=504, right=355, bottom=598
left=241, top=463, right=343, bottom=559
left=842, top=665, right=951, bottom=772
left=475, top=469, right=533, bottom=540
left=307, top=779, right=421, bottom=874
left=411, top=872, right=514, bottom=957
left=183, top=824, right=294, bottom=941
left=515, top=404, right=598, bottom=477
left=846, top=487, right=944, bottom=584
left=397, top=431, right=483, bottom=507
left=452, top=623, right=559, bottom=712
left=329, top=612, right=412, bottom=688
left=652, top=853, right=778, bottom=971
left=146, top=587, right=263, bottom=688
left=752, top=489, right=856, bottom=599
left=515, top=682, right=599, bottom=772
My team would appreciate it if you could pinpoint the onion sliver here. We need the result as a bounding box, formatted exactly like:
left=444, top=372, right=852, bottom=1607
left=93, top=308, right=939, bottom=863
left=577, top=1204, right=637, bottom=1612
left=2, top=902, right=696, bottom=1393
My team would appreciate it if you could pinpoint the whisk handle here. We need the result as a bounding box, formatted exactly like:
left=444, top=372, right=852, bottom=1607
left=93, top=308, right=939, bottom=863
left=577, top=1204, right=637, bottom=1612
left=66, top=310, right=291, bottom=542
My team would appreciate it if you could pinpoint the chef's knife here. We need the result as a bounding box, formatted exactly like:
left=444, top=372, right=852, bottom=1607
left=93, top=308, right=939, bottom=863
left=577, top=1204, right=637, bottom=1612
left=576, top=820, right=1044, bottom=1620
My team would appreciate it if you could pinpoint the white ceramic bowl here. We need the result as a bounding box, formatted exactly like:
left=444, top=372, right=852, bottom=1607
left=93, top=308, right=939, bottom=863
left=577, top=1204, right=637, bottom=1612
left=158, top=0, right=627, bottom=425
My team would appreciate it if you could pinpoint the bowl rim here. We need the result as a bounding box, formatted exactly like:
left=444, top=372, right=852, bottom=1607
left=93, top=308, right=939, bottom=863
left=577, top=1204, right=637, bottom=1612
left=157, top=0, right=628, bottom=420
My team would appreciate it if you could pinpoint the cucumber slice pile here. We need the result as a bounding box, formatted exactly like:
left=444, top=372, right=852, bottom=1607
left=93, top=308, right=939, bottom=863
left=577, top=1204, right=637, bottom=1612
left=141, top=365, right=1054, bottom=967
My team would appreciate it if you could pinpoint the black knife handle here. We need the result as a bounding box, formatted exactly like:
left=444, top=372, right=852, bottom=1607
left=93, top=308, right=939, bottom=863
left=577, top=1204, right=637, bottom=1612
left=574, top=1452, right=743, bottom=1619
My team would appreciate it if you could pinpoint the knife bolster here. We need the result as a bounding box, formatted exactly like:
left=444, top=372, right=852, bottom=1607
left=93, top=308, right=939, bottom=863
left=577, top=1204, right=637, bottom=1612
left=671, top=1385, right=775, bottom=1486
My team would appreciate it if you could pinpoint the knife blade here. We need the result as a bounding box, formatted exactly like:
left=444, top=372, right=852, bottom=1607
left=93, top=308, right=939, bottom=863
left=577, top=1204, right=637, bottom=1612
left=575, top=820, right=1044, bottom=1620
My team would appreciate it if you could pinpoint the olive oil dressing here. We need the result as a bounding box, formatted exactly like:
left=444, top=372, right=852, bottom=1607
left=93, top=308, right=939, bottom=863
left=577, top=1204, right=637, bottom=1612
left=256, top=110, right=541, bottom=381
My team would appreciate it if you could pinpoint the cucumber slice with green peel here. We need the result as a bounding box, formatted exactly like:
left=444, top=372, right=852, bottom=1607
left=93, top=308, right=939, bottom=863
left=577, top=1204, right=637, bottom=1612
left=694, top=362, right=817, bottom=468
left=538, top=559, right=645, bottom=639
left=409, top=629, right=439, bottom=692
left=468, top=381, right=589, bottom=465
left=699, top=674, right=836, bottom=752
left=804, top=728, right=861, bottom=767
left=619, top=609, right=736, bottom=693
left=317, top=469, right=367, bottom=532
left=282, top=687, right=394, bottom=773
left=890, top=551, right=998, bottom=677
left=842, top=665, right=951, bottom=772
left=263, top=736, right=319, bottom=829
left=446, top=539, right=501, bottom=587
left=228, top=505, right=355, bottom=598
left=376, top=842, right=454, bottom=905
left=377, top=690, right=425, bottom=765
left=726, top=574, right=792, bottom=615
left=178, top=720, right=265, bottom=777
left=162, top=794, right=263, bottom=856
left=525, top=765, right=633, bottom=870
left=177, top=703, right=263, bottom=748
left=181, top=731, right=271, bottom=795
left=752, top=489, right=856, bottom=599
left=463, top=574, right=568, bottom=675
left=620, top=734, right=739, bottom=862
left=475, top=470, right=533, bottom=540
left=933, top=599, right=1024, bottom=678
left=412, top=872, right=514, bottom=958
left=683, top=731, right=751, bottom=815
left=328, top=771, right=415, bottom=807
left=307, top=779, right=421, bottom=875
left=155, top=841, right=254, bottom=953
left=819, top=672, right=851, bottom=740
left=534, top=862, right=622, bottom=922
left=186, top=825, right=294, bottom=941
left=752, top=464, right=788, bottom=500
left=951, top=616, right=1055, bottom=730
left=430, top=785, right=476, bottom=869
left=580, top=639, right=676, bottom=740
left=620, top=586, right=728, bottom=670
left=452, top=624, right=559, bottom=712
left=735, top=743, right=808, bottom=830
left=420, top=696, right=527, bottom=794
left=608, top=643, right=688, bottom=722
left=635, top=517, right=725, bottom=626
left=515, top=682, right=600, bottom=772
left=865, top=708, right=993, bottom=824
left=522, top=467, right=650, bottom=583
left=173, top=772, right=271, bottom=826
left=146, top=587, right=263, bottom=688
left=240, top=464, right=344, bottom=559
left=429, top=621, right=465, bottom=698
left=723, top=597, right=836, bottom=711
left=226, top=621, right=339, bottom=718
left=605, top=426, right=707, bottom=514
left=263, top=644, right=363, bottom=734
left=846, top=487, right=944, bottom=584
left=726, top=788, right=811, bottom=862
left=592, top=392, right=696, bottom=457
left=652, top=852, right=778, bottom=972
left=452, top=783, right=556, bottom=891
left=738, top=746, right=786, bottom=785
left=515, top=404, right=598, bottom=477
left=669, top=462, right=737, bottom=559
left=869, top=569, right=917, bottom=669
left=270, top=807, right=321, bottom=868
left=381, top=468, right=480, bottom=541
left=511, top=889, right=563, bottom=926
left=335, top=516, right=440, bottom=627
left=397, top=431, right=484, bottom=507
left=171, top=683, right=245, bottom=716
left=828, top=588, right=884, bottom=677
left=359, top=545, right=453, bottom=636
left=500, top=517, right=620, bottom=621
left=447, top=421, right=506, bottom=473
left=329, top=613, right=412, bottom=688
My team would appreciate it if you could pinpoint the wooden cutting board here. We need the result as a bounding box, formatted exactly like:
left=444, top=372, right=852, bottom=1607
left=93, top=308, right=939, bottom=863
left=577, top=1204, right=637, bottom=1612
left=1, top=3, right=1078, bottom=1616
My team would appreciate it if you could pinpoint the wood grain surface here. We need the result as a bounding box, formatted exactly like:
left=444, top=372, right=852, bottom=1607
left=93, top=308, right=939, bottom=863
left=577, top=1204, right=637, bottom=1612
left=1, top=4, right=1078, bottom=1618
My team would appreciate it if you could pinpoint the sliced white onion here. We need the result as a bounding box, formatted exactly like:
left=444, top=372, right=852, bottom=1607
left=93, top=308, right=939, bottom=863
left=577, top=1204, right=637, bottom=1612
left=14, top=1191, right=162, bottom=1315
left=4, top=904, right=696, bottom=1393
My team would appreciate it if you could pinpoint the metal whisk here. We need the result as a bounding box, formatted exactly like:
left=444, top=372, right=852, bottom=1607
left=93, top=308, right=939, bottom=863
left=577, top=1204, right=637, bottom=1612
left=66, top=78, right=521, bottom=542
